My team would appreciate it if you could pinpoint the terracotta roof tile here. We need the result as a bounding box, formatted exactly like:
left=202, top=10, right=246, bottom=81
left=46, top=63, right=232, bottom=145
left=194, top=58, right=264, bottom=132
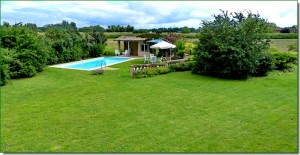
left=114, top=36, right=147, bottom=41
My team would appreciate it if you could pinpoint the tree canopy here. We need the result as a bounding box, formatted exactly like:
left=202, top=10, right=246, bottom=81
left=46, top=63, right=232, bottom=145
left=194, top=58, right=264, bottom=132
left=192, top=10, right=273, bottom=79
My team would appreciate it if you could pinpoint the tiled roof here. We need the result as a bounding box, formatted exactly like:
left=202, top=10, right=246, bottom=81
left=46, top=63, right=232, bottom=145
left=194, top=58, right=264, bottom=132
left=114, top=36, right=147, bottom=41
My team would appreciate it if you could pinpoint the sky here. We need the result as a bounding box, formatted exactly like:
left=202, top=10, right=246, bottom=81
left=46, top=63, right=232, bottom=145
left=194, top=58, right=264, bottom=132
left=1, top=1, right=298, bottom=29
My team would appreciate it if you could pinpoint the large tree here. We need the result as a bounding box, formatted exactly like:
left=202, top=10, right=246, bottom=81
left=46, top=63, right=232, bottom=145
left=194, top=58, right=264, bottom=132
left=192, top=10, right=273, bottom=79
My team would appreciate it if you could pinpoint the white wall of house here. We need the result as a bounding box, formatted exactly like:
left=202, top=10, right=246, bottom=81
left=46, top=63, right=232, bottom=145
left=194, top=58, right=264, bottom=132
left=138, top=41, right=150, bottom=56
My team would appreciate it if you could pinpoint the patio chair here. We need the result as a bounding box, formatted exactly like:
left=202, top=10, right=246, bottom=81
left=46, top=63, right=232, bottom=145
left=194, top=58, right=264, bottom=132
left=150, top=55, right=157, bottom=64
left=144, top=55, right=149, bottom=64
left=150, top=54, right=154, bottom=57
left=123, top=50, right=128, bottom=57
left=115, top=49, right=120, bottom=56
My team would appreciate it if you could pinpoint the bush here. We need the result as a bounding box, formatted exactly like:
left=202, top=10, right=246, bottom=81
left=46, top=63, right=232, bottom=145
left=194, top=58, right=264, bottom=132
left=0, top=54, right=10, bottom=85
left=1, top=25, right=49, bottom=81
left=287, top=43, right=297, bottom=52
left=251, top=53, right=274, bottom=76
left=184, top=42, right=195, bottom=55
left=271, top=51, right=297, bottom=71
left=168, top=61, right=194, bottom=72
left=133, top=66, right=171, bottom=78
left=133, top=62, right=193, bottom=78
left=133, top=68, right=157, bottom=78
left=193, top=10, right=273, bottom=79
left=156, top=67, right=171, bottom=74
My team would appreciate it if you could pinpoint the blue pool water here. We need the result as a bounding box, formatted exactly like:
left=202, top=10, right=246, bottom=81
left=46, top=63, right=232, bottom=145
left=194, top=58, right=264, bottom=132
left=52, top=57, right=132, bottom=70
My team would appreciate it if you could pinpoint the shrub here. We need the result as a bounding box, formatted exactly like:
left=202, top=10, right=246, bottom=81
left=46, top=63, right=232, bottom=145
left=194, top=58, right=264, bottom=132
left=184, top=42, right=195, bottom=55
left=168, top=62, right=194, bottom=72
left=287, top=43, right=297, bottom=52
left=133, top=66, right=171, bottom=78
left=132, top=62, right=193, bottom=78
left=174, top=39, right=186, bottom=58
left=251, top=53, right=274, bottom=76
left=0, top=54, right=10, bottom=85
left=1, top=25, right=49, bottom=80
left=133, top=68, right=157, bottom=78
left=271, top=51, right=297, bottom=71
left=193, top=10, right=273, bottom=79
left=156, top=67, right=171, bottom=74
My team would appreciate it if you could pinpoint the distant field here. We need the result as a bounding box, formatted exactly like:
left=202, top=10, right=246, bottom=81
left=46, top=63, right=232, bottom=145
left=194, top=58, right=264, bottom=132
left=106, top=38, right=297, bottom=53
left=269, top=39, right=297, bottom=52
left=106, top=38, right=122, bottom=52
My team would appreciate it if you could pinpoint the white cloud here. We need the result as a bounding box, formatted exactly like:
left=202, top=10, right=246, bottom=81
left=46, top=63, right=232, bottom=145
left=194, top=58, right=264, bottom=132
left=0, top=1, right=297, bottom=28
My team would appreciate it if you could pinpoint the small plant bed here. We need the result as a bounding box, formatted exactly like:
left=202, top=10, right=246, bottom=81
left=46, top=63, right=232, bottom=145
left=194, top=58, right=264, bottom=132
left=131, top=61, right=195, bottom=78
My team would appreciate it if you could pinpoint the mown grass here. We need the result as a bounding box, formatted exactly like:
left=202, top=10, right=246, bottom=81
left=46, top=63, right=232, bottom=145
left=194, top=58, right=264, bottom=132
left=1, top=58, right=298, bottom=153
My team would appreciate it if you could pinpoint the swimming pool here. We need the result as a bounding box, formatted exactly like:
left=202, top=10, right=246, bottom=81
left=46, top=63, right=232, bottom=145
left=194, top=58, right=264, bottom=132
left=51, top=57, right=133, bottom=70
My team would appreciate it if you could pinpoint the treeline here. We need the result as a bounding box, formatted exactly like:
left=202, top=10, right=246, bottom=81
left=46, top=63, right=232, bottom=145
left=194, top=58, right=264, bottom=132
left=6, top=20, right=198, bottom=33
left=0, top=21, right=107, bottom=86
left=133, top=26, right=198, bottom=33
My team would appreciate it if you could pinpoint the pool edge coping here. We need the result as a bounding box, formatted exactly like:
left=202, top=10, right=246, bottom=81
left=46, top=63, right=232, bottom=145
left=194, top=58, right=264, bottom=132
left=49, top=56, right=136, bottom=71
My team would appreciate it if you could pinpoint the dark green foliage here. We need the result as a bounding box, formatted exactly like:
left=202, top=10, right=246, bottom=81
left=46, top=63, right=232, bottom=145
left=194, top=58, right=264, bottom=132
left=168, top=62, right=194, bottom=72
left=84, top=27, right=107, bottom=57
left=79, top=25, right=105, bottom=32
left=133, top=29, right=149, bottom=33
left=0, top=25, right=49, bottom=79
left=44, top=25, right=107, bottom=64
left=193, top=10, right=273, bottom=79
left=44, top=28, right=86, bottom=64
left=44, top=20, right=78, bottom=31
left=105, top=25, right=134, bottom=32
left=271, top=51, right=297, bottom=71
left=251, top=53, right=274, bottom=76
left=0, top=54, right=10, bottom=85
left=181, top=26, right=191, bottom=33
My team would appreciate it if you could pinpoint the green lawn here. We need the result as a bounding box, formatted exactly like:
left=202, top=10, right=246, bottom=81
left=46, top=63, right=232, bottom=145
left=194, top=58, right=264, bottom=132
left=1, top=58, right=298, bottom=153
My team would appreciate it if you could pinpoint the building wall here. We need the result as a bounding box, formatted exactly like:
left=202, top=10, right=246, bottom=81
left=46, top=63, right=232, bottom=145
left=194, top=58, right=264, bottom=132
left=137, top=41, right=150, bottom=57
left=122, top=41, right=150, bottom=56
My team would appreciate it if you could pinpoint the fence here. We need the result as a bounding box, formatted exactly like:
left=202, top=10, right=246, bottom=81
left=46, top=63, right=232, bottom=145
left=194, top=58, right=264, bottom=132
left=130, top=58, right=188, bottom=77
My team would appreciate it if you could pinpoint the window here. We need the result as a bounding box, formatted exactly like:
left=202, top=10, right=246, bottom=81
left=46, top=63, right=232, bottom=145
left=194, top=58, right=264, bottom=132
left=141, top=44, right=149, bottom=52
